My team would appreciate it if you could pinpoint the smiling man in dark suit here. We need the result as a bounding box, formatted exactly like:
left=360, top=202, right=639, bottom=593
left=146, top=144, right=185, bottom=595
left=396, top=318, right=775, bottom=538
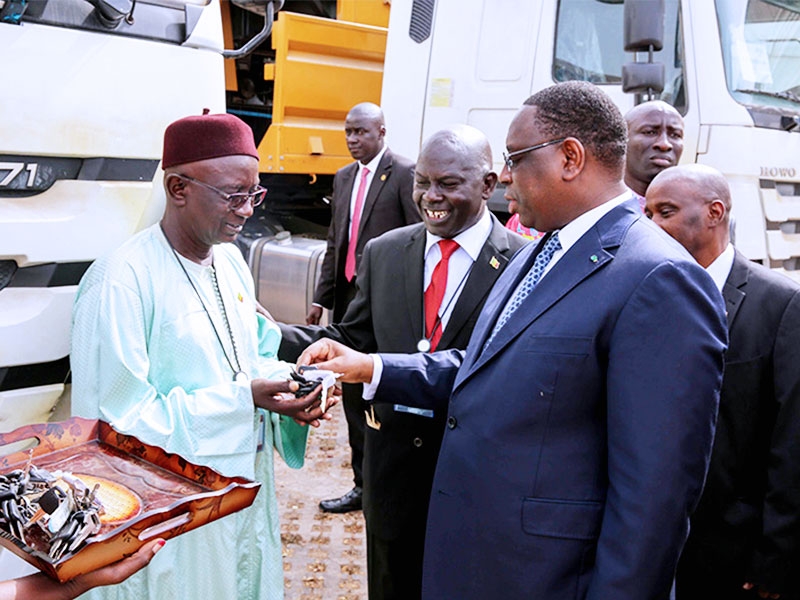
left=280, top=125, right=526, bottom=599
left=295, top=82, right=728, bottom=600
left=307, top=102, right=420, bottom=514
left=647, top=164, right=800, bottom=600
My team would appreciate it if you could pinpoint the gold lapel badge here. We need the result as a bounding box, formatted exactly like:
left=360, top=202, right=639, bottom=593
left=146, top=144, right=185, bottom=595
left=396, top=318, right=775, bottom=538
left=489, top=256, right=500, bottom=270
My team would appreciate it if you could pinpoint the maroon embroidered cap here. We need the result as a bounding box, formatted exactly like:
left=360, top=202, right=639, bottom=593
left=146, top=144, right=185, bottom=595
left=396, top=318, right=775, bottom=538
left=162, top=109, right=259, bottom=169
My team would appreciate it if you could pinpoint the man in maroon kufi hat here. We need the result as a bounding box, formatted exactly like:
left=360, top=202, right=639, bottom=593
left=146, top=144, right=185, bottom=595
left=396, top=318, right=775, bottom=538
left=70, top=111, right=331, bottom=600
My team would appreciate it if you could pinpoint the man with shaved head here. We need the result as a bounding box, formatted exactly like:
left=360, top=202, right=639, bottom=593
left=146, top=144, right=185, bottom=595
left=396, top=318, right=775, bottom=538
left=625, top=100, right=684, bottom=206
left=309, top=101, right=421, bottom=514
left=280, top=125, right=526, bottom=599
left=647, top=164, right=800, bottom=600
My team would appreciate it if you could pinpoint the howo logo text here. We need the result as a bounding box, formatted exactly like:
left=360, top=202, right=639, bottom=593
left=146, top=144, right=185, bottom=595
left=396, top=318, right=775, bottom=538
left=760, top=166, right=797, bottom=178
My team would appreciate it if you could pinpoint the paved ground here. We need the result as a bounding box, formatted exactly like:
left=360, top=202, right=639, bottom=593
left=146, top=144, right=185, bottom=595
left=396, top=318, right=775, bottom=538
left=275, top=406, right=367, bottom=600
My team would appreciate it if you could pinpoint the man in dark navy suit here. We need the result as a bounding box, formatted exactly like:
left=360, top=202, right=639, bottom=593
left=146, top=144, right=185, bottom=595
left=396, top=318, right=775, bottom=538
left=296, top=82, right=727, bottom=600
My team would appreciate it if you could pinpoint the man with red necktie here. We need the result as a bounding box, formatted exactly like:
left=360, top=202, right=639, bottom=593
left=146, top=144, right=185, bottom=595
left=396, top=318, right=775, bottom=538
left=280, top=125, right=526, bottom=599
left=307, top=102, right=420, bottom=514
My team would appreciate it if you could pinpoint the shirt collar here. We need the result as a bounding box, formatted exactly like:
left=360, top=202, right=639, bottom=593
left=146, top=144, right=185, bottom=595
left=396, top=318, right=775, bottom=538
left=424, top=208, right=492, bottom=261
left=705, top=243, right=735, bottom=292
left=359, top=146, right=387, bottom=174
left=556, top=191, right=631, bottom=254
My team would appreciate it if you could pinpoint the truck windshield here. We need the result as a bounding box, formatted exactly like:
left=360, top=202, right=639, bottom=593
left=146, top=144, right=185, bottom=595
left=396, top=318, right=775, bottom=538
left=553, top=0, right=686, bottom=113
left=716, top=0, right=800, bottom=110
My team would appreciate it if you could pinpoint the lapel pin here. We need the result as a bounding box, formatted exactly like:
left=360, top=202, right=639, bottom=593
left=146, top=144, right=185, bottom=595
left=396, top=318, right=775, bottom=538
left=380, top=174, right=387, bottom=181
left=489, top=256, right=500, bottom=270
left=590, top=254, right=598, bottom=263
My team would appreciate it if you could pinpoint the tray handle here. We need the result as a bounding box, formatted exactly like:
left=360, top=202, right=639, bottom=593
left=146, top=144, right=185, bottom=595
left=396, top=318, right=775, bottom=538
left=0, top=425, right=42, bottom=447
left=0, top=432, right=41, bottom=459
left=138, top=512, right=192, bottom=541
left=0, top=418, right=99, bottom=466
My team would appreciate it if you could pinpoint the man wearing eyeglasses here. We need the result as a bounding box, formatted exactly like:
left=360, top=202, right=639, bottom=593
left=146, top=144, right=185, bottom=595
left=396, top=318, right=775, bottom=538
left=70, top=111, right=332, bottom=600
left=295, top=82, right=727, bottom=600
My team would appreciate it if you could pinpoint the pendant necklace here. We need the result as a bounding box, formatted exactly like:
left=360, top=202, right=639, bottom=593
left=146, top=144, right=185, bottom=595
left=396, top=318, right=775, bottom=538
left=163, top=229, right=248, bottom=382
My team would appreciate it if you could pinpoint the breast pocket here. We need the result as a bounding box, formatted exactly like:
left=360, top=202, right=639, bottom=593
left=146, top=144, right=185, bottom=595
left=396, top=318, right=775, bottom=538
left=522, top=335, right=593, bottom=357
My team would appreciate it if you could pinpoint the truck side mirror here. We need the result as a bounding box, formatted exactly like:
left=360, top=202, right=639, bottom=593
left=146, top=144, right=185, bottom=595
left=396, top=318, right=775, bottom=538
left=624, top=0, right=664, bottom=52
left=623, top=0, right=666, bottom=97
left=622, top=62, right=665, bottom=93
left=86, top=0, right=132, bottom=28
left=232, top=0, right=285, bottom=16
left=223, top=0, right=285, bottom=59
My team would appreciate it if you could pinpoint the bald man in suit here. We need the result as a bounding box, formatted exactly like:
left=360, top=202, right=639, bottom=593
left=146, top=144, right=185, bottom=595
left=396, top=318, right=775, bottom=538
left=308, top=102, right=420, bottom=514
left=282, top=125, right=526, bottom=598
left=647, top=165, right=800, bottom=600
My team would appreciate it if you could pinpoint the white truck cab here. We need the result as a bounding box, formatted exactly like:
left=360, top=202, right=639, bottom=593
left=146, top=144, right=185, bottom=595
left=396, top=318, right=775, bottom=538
left=381, top=0, right=800, bottom=281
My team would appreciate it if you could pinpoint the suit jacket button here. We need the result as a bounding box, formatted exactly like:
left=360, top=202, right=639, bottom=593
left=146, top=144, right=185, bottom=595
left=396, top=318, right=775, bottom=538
left=413, top=437, right=423, bottom=447
left=447, top=416, right=457, bottom=429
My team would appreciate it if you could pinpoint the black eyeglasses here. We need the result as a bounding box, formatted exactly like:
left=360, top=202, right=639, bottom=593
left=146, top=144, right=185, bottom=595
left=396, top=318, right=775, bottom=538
left=502, top=138, right=567, bottom=171
left=176, top=173, right=267, bottom=209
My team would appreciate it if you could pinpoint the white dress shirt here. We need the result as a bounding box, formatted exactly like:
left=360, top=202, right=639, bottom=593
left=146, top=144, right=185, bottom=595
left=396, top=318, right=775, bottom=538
left=364, top=209, right=493, bottom=398
left=349, top=146, right=387, bottom=222
left=422, top=208, right=492, bottom=333
left=705, top=243, right=735, bottom=292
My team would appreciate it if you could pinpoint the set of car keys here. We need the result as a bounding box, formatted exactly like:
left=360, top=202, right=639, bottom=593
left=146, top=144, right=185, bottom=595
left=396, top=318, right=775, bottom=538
left=0, top=453, right=103, bottom=561
left=291, top=365, right=339, bottom=413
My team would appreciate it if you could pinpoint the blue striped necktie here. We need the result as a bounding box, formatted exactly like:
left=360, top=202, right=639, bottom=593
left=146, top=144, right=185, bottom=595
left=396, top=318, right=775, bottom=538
left=485, top=231, right=561, bottom=347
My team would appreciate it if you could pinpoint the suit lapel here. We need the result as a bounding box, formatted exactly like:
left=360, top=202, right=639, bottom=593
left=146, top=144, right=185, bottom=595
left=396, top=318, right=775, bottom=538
left=358, top=149, right=393, bottom=229
left=404, top=227, right=426, bottom=343
left=337, top=163, right=358, bottom=247
left=722, top=251, right=749, bottom=329
left=437, top=216, right=513, bottom=349
left=456, top=200, right=638, bottom=389
left=457, top=238, right=540, bottom=377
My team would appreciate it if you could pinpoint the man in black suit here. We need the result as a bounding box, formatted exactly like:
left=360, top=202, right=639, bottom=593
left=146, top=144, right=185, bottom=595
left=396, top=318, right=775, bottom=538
left=308, top=102, right=420, bottom=513
left=281, top=125, right=526, bottom=599
left=646, top=164, right=800, bottom=600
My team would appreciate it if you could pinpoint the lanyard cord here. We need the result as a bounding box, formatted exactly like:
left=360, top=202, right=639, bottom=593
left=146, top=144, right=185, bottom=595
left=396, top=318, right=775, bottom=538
left=162, top=229, right=244, bottom=380
left=424, top=258, right=476, bottom=345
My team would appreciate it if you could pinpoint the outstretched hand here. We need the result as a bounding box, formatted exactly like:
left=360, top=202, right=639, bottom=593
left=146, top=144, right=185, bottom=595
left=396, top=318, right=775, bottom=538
left=251, top=378, right=334, bottom=427
left=296, top=339, right=374, bottom=384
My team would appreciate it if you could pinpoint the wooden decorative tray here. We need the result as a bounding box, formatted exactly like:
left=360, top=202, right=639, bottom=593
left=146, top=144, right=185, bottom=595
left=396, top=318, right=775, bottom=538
left=0, top=417, right=260, bottom=582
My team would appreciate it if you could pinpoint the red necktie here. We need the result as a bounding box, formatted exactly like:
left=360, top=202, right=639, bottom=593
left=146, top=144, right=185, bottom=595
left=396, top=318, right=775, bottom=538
left=424, top=239, right=460, bottom=351
left=345, top=167, right=370, bottom=282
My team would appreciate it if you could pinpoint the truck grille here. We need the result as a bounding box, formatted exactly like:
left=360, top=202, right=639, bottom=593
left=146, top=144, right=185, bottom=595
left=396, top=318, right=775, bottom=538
left=761, top=179, right=800, bottom=283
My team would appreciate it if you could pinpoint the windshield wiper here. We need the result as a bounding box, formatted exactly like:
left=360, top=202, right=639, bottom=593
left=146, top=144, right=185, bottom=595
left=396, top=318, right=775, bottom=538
left=735, top=88, right=800, bottom=103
